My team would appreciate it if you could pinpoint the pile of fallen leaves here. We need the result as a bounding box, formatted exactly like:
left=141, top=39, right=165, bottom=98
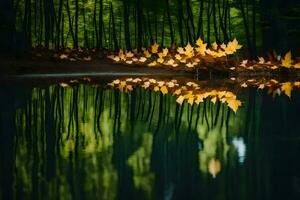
left=107, top=77, right=242, bottom=113
left=235, top=51, right=300, bottom=72
left=240, top=78, right=300, bottom=98
left=107, top=38, right=242, bottom=70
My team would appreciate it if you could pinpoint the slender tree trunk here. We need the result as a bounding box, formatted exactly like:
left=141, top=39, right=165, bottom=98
left=136, top=0, right=143, bottom=51
left=66, top=0, right=75, bottom=47
left=238, top=0, right=253, bottom=54
left=99, top=0, right=103, bottom=49
left=252, top=0, right=257, bottom=55
left=74, top=0, right=79, bottom=48
left=185, top=0, right=196, bottom=41
left=212, top=0, right=219, bottom=42
left=110, top=2, right=118, bottom=50
left=177, top=0, right=184, bottom=46
left=197, top=0, right=204, bottom=39
left=123, top=0, right=131, bottom=50
left=166, top=0, right=174, bottom=45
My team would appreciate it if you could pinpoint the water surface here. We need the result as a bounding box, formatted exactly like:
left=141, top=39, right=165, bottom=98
left=1, top=78, right=300, bottom=200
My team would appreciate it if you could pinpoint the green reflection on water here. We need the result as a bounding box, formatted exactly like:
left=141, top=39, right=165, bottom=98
left=1, top=83, right=300, bottom=199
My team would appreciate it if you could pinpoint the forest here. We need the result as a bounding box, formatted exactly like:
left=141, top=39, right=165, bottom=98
left=1, top=0, right=300, bottom=58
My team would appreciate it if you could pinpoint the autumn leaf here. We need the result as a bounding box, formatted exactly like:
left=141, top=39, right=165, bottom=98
left=160, top=86, right=168, bottom=95
left=208, top=159, right=221, bottom=178
left=162, top=48, right=169, bottom=57
left=294, top=62, right=300, bottom=69
left=281, top=51, right=292, bottom=68
left=151, top=42, right=159, bottom=54
left=139, top=57, right=147, bottom=62
left=211, top=42, right=218, bottom=50
left=154, top=86, right=160, bottom=92
left=176, top=95, right=185, bottom=105
left=281, top=82, right=292, bottom=98
left=227, top=99, right=242, bottom=113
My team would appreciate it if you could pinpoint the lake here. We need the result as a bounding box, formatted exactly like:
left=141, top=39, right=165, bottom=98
left=1, top=77, right=300, bottom=200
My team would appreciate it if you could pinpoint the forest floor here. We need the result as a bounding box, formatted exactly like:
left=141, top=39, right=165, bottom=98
left=1, top=47, right=300, bottom=84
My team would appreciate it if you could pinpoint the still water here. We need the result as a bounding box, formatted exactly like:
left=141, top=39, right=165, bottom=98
left=1, top=78, right=300, bottom=200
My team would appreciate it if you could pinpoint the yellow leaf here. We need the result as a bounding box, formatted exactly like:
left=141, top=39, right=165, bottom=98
left=157, top=57, right=164, bottom=63
left=154, top=86, right=160, bottom=92
left=211, top=96, right=217, bottom=104
left=160, top=86, right=168, bottom=95
left=151, top=42, right=159, bottom=54
left=162, top=48, right=169, bottom=57
left=143, top=49, right=152, bottom=58
left=167, top=59, right=175, bottom=66
left=148, top=61, right=157, bottom=67
left=175, top=54, right=182, bottom=60
left=188, top=96, right=194, bottom=105
left=271, top=65, right=278, bottom=70
left=185, top=43, right=194, bottom=58
left=211, top=42, right=218, bottom=50
left=113, top=56, right=120, bottom=62
left=139, top=57, right=147, bottom=62
left=126, top=51, right=134, bottom=58
left=227, top=99, right=242, bottom=113
left=173, top=89, right=182, bottom=95
left=176, top=95, right=185, bottom=105
left=196, top=38, right=204, bottom=47
left=294, top=62, right=300, bottom=69
left=281, top=51, right=292, bottom=68
left=209, top=159, right=221, bottom=178
left=177, top=47, right=185, bottom=54
left=281, top=82, right=292, bottom=98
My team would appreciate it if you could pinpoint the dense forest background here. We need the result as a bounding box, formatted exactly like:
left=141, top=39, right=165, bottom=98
left=0, top=0, right=300, bottom=57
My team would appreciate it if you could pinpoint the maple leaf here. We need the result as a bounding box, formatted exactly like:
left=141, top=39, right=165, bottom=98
left=188, top=96, right=194, bottom=105
left=167, top=59, right=175, bottom=66
left=162, top=48, right=169, bottom=57
left=186, top=62, right=195, bottom=68
left=196, top=38, right=204, bottom=47
left=175, top=54, right=182, bottom=60
left=126, top=51, right=134, bottom=58
left=148, top=61, right=157, bottom=67
left=173, top=89, right=182, bottom=95
left=160, top=86, right=168, bottom=95
left=60, top=54, right=68, bottom=59
left=281, top=82, right=292, bottom=98
left=113, top=56, right=120, bottom=62
left=157, top=57, right=164, bottom=63
left=227, top=99, right=242, bottom=113
left=139, top=57, right=147, bottom=62
left=143, top=49, right=152, bottom=58
left=154, top=86, right=160, bottom=92
left=176, top=95, right=185, bottom=105
left=185, top=43, right=194, bottom=58
left=281, top=51, right=292, bottom=68
left=177, top=47, right=185, bottom=54
left=151, top=42, right=159, bottom=54
left=211, top=42, right=218, bottom=50
left=294, top=62, right=300, bottom=69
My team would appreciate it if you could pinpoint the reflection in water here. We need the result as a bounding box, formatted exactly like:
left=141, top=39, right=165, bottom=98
left=1, top=82, right=300, bottom=199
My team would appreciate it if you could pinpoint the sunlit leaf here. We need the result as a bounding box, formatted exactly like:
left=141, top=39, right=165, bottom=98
left=151, top=42, right=159, bottom=54
left=281, top=51, right=292, bottom=68
left=160, top=86, right=168, bottom=95
left=281, top=82, right=292, bottom=98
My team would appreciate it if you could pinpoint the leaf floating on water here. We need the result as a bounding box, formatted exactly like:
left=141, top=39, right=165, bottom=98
left=227, top=99, right=242, bottom=113
left=176, top=95, right=185, bottom=105
left=59, top=83, right=70, bottom=88
left=160, top=86, right=168, bottom=95
left=208, top=159, right=221, bottom=178
left=281, top=82, right=292, bottom=98
left=281, top=51, right=292, bottom=68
